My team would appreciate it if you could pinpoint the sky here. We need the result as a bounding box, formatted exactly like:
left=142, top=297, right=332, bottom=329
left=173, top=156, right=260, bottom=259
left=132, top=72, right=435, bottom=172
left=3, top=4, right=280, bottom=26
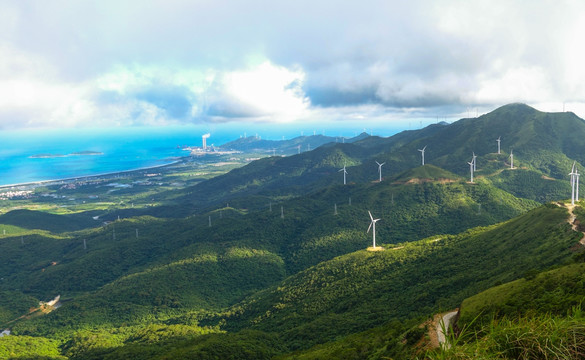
left=1, top=0, right=585, bottom=132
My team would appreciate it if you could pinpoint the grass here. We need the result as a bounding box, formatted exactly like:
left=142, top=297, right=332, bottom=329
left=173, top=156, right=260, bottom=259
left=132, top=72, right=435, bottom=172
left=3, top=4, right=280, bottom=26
left=427, top=307, right=585, bottom=360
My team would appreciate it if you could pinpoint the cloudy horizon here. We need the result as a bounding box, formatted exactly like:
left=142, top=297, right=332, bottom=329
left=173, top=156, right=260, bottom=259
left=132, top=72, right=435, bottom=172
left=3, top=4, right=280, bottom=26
left=1, top=0, right=584, bottom=130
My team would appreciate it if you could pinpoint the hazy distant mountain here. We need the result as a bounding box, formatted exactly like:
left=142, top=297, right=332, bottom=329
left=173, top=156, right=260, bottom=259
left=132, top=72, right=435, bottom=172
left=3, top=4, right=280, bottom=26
left=220, top=132, right=369, bottom=154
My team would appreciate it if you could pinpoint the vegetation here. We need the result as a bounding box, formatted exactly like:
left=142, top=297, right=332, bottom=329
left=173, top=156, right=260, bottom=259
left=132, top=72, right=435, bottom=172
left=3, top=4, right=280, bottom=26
left=0, top=104, right=584, bottom=358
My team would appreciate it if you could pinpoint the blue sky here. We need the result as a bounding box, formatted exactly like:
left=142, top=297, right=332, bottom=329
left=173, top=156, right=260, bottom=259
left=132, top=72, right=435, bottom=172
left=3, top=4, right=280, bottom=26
left=1, top=0, right=584, bottom=131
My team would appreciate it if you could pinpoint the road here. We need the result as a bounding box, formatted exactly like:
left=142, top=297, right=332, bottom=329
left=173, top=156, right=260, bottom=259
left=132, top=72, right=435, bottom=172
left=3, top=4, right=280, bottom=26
left=437, top=310, right=458, bottom=349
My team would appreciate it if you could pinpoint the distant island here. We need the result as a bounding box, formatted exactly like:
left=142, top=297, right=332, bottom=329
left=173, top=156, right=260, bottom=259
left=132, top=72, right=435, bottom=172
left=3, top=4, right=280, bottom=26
left=29, top=151, right=104, bottom=159
left=70, top=151, right=104, bottom=156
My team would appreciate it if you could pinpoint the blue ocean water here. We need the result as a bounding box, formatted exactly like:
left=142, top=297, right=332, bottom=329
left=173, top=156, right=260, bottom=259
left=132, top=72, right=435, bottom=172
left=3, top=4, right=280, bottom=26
left=0, top=126, right=239, bottom=186
left=0, top=124, right=404, bottom=186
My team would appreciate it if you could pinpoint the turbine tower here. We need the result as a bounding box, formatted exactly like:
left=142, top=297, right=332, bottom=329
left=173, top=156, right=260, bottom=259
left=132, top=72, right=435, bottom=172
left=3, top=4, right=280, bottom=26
left=496, top=136, right=501, bottom=154
left=570, top=161, right=577, bottom=205
left=202, top=133, right=211, bottom=150
left=367, top=211, right=381, bottom=249
left=339, top=164, right=348, bottom=185
left=509, top=149, right=514, bottom=169
left=376, top=161, right=385, bottom=182
left=575, top=168, right=581, bottom=201
left=418, top=146, right=427, bottom=166
left=468, top=159, right=474, bottom=183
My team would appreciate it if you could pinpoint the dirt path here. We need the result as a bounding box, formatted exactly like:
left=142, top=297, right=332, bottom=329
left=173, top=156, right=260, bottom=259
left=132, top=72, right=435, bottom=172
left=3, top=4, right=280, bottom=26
left=560, top=203, right=585, bottom=245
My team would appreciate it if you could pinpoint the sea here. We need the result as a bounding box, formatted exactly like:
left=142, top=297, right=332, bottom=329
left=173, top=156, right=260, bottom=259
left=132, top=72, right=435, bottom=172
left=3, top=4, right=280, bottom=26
left=0, top=124, right=404, bottom=187
left=0, top=126, right=234, bottom=187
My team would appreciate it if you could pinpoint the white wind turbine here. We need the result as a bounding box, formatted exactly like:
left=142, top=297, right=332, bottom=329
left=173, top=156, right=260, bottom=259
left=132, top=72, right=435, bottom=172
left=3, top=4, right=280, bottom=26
left=570, top=161, right=577, bottom=205
left=509, top=149, right=514, bottom=169
left=468, top=158, right=474, bottom=183
left=367, top=211, right=381, bottom=249
left=575, top=168, right=581, bottom=201
left=339, top=163, right=348, bottom=185
left=496, top=136, right=501, bottom=154
left=376, top=161, right=385, bottom=182
left=418, top=145, right=427, bottom=166
left=472, top=152, right=477, bottom=171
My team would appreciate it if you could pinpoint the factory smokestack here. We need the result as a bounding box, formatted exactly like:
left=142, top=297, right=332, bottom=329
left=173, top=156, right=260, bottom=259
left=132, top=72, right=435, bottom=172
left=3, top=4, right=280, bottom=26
left=202, top=133, right=211, bottom=149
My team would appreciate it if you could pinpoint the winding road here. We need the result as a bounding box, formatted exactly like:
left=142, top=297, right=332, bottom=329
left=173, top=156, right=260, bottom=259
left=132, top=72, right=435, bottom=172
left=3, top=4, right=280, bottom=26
left=437, top=310, right=458, bottom=349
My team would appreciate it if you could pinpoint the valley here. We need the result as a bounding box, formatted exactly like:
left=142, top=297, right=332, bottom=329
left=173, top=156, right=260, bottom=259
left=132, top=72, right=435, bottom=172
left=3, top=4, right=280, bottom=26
left=1, top=104, right=585, bottom=359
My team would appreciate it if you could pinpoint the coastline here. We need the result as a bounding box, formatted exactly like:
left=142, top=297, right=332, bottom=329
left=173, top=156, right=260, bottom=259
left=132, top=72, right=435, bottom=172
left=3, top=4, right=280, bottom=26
left=0, top=159, right=183, bottom=190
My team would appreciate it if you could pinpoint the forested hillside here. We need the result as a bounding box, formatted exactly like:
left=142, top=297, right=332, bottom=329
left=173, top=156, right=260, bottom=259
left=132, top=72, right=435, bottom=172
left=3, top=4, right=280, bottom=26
left=1, top=104, right=585, bottom=359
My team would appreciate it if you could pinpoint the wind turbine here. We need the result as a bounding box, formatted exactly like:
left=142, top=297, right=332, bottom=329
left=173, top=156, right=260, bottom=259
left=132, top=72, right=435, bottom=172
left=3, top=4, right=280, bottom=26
left=509, top=149, right=514, bottom=169
left=472, top=152, right=477, bottom=171
left=376, top=161, right=385, bottom=182
left=367, top=211, right=381, bottom=249
left=496, top=136, right=501, bottom=154
left=575, top=168, right=581, bottom=201
left=468, top=159, right=474, bottom=183
left=570, top=161, right=577, bottom=205
left=339, top=163, right=348, bottom=185
left=418, top=145, right=427, bottom=166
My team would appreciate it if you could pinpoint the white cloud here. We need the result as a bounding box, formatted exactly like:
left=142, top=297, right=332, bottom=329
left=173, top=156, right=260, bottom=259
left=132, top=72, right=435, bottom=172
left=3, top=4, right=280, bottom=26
left=2, top=0, right=585, bottom=129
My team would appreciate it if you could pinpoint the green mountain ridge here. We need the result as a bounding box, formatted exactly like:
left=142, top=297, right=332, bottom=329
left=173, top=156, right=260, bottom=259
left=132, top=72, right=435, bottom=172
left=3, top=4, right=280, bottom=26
left=174, top=103, right=581, bottom=209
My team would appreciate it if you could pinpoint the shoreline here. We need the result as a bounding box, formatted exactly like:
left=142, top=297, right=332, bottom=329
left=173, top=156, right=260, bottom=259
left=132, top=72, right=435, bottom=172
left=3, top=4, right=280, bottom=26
left=0, top=159, right=184, bottom=190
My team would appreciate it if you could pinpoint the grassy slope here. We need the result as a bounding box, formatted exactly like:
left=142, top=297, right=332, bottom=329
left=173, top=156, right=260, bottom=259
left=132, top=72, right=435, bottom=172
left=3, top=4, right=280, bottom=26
left=426, top=260, right=585, bottom=360
left=459, top=262, right=585, bottom=326
left=208, top=205, right=577, bottom=351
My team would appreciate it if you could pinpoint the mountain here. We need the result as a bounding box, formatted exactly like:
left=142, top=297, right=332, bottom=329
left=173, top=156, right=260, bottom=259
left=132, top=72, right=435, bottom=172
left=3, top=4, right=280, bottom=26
left=2, top=103, right=585, bottom=359
left=11, top=203, right=579, bottom=359
left=171, top=104, right=580, bottom=209
left=206, top=205, right=576, bottom=347
left=220, top=133, right=369, bottom=154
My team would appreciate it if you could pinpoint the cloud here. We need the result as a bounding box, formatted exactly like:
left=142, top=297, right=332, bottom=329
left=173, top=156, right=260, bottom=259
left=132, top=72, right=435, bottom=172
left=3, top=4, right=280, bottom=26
left=204, top=62, right=308, bottom=121
left=2, top=0, right=585, bottom=129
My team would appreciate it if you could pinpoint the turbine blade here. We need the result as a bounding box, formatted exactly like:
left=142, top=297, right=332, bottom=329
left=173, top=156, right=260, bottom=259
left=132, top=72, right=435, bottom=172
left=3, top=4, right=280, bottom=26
left=368, top=211, right=374, bottom=221
left=367, top=222, right=373, bottom=233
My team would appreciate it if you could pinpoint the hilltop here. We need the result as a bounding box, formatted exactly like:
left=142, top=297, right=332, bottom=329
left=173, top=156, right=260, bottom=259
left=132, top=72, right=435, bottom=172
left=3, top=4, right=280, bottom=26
left=391, top=164, right=460, bottom=184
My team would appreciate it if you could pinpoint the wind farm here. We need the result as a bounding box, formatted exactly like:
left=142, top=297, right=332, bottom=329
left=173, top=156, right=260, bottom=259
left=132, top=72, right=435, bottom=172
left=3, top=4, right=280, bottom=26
left=1, top=103, right=585, bottom=359
left=2, top=0, right=585, bottom=356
